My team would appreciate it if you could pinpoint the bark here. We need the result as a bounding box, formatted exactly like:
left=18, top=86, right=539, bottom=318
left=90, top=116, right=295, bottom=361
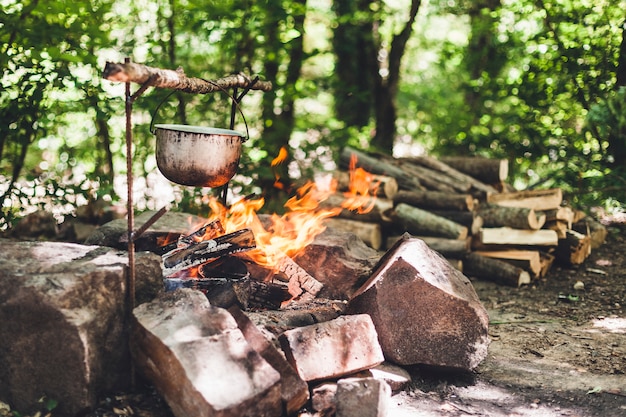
left=473, top=250, right=542, bottom=278
left=477, top=205, right=546, bottom=230
left=464, top=252, right=531, bottom=287
left=391, top=203, right=468, bottom=240
left=393, top=190, right=475, bottom=212
left=555, top=229, right=591, bottom=266
left=102, top=62, right=272, bottom=93
left=439, top=156, right=509, bottom=184
left=429, top=210, right=484, bottom=235
left=486, top=188, right=563, bottom=211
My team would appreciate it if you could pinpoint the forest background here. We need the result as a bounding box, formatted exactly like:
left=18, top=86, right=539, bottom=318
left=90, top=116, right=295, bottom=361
left=2, top=0, right=626, bottom=230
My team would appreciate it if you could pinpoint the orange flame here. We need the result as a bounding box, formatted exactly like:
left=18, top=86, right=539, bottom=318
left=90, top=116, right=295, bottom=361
left=174, top=151, right=379, bottom=271
left=271, top=146, right=289, bottom=189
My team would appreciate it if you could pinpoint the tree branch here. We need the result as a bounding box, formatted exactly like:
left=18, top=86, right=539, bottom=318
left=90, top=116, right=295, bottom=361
left=102, top=61, right=273, bottom=93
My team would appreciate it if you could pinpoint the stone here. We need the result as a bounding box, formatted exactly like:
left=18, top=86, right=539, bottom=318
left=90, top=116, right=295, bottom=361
left=367, top=362, right=412, bottom=392
left=294, top=227, right=381, bottom=300
left=278, top=314, right=384, bottom=382
left=0, top=240, right=163, bottom=416
left=132, top=289, right=282, bottom=417
left=311, top=382, right=338, bottom=413
left=335, top=377, right=391, bottom=417
left=227, top=306, right=309, bottom=415
left=347, top=235, right=490, bottom=371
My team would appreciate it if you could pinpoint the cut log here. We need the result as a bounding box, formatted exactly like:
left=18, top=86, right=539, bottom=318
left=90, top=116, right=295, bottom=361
left=333, top=171, right=398, bottom=200
left=429, top=210, right=484, bottom=235
left=157, top=219, right=225, bottom=255
left=391, top=203, right=468, bottom=240
left=325, top=218, right=383, bottom=250
left=555, top=229, right=591, bottom=265
left=487, top=188, right=563, bottom=211
left=543, top=206, right=575, bottom=229
left=393, top=190, right=475, bottom=211
left=477, top=227, right=559, bottom=247
left=572, top=216, right=608, bottom=249
left=473, top=250, right=542, bottom=278
left=162, top=228, right=256, bottom=276
left=539, top=252, right=555, bottom=278
left=464, top=253, right=531, bottom=287
left=401, top=155, right=499, bottom=195
left=395, top=160, right=467, bottom=193
left=545, top=220, right=568, bottom=239
left=102, top=61, right=273, bottom=93
left=439, top=156, right=509, bottom=184
left=340, top=147, right=425, bottom=191
left=477, top=205, right=546, bottom=230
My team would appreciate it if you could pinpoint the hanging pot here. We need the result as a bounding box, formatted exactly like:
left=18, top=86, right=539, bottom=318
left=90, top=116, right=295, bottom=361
left=154, top=124, right=245, bottom=188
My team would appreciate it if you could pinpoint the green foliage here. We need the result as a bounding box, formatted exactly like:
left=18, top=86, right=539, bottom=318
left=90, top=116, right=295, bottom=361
left=1, top=0, right=625, bottom=229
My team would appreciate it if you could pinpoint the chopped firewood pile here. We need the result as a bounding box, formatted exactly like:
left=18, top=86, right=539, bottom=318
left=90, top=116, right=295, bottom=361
left=325, top=147, right=608, bottom=287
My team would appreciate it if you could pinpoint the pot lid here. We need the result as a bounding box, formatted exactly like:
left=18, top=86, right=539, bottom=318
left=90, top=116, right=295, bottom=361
left=154, top=124, right=245, bottom=137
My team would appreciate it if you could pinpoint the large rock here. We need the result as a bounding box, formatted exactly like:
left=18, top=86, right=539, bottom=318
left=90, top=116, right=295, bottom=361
left=335, top=377, right=391, bottom=417
left=347, top=235, right=490, bottom=371
left=294, top=227, right=381, bottom=300
left=278, top=314, right=384, bottom=382
left=0, top=240, right=163, bottom=416
left=132, top=289, right=282, bottom=417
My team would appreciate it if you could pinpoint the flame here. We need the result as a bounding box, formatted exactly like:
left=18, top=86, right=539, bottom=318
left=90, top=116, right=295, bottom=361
left=169, top=151, right=379, bottom=272
left=340, top=154, right=379, bottom=214
left=271, top=146, right=289, bottom=189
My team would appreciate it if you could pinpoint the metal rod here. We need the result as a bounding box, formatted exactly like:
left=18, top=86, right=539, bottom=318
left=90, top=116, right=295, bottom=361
left=131, top=205, right=169, bottom=242
left=124, top=57, right=136, bottom=389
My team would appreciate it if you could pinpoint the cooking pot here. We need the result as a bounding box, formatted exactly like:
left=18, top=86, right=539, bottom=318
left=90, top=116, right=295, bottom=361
left=154, top=124, right=245, bottom=188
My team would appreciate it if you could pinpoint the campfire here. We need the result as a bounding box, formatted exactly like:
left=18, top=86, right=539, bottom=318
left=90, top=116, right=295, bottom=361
left=157, top=152, right=381, bottom=310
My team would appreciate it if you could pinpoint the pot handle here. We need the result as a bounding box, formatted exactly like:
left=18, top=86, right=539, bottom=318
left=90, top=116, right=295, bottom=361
left=149, top=81, right=250, bottom=141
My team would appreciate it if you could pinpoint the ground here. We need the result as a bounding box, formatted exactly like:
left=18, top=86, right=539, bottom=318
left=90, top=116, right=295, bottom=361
left=2, top=215, right=625, bottom=417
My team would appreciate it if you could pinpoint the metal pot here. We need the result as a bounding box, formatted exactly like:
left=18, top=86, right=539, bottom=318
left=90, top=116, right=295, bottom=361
left=154, top=124, right=245, bottom=187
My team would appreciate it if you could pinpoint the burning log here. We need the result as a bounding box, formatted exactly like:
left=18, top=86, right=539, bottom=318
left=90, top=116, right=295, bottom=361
left=339, top=147, right=424, bottom=191
left=157, top=219, right=225, bottom=255
left=390, top=203, right=468, bottom=240
left=393, top=190, right=475, bottom=211
left=477, top=205, right=546, bottom=230
left=162, top=228, right=256, bottom=276
left=333, top=171, right=398, bottom=200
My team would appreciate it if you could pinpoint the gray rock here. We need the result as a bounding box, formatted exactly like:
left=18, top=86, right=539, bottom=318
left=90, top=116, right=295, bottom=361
left=0, top=240, right=162, bottom=416
left=347, top=235, right=490, bottom=371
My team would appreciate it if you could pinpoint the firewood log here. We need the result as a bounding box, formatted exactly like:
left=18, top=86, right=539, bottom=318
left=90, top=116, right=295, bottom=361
left=487, top=188, right=563, bottom=211
left=473, top=250, right=542, bottom=278
left=439, top=156, right=509, bottom=185
left=390, top=203, right=468, bottom=240
left=319, top=193, right=393, bottom=224
left=477, top=205, right=546, bottom=230
left=555, top=229, right=591, bottom=265
left=325, top=218, right=383, bottom=250
left=401, top=155, right=499, bottom=195
left=395, top=160, right=468, bottom=193
left=572, top=216, right=607, bottom=249
left=393, top=190, right=475, bottom=212
left=543, top=206, right=574, bottom=228
left=464, top=253, right=531, bottom=287
left=477, top=227, right=559, bottom=247
left=429, top=210, right=484, bottom=235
